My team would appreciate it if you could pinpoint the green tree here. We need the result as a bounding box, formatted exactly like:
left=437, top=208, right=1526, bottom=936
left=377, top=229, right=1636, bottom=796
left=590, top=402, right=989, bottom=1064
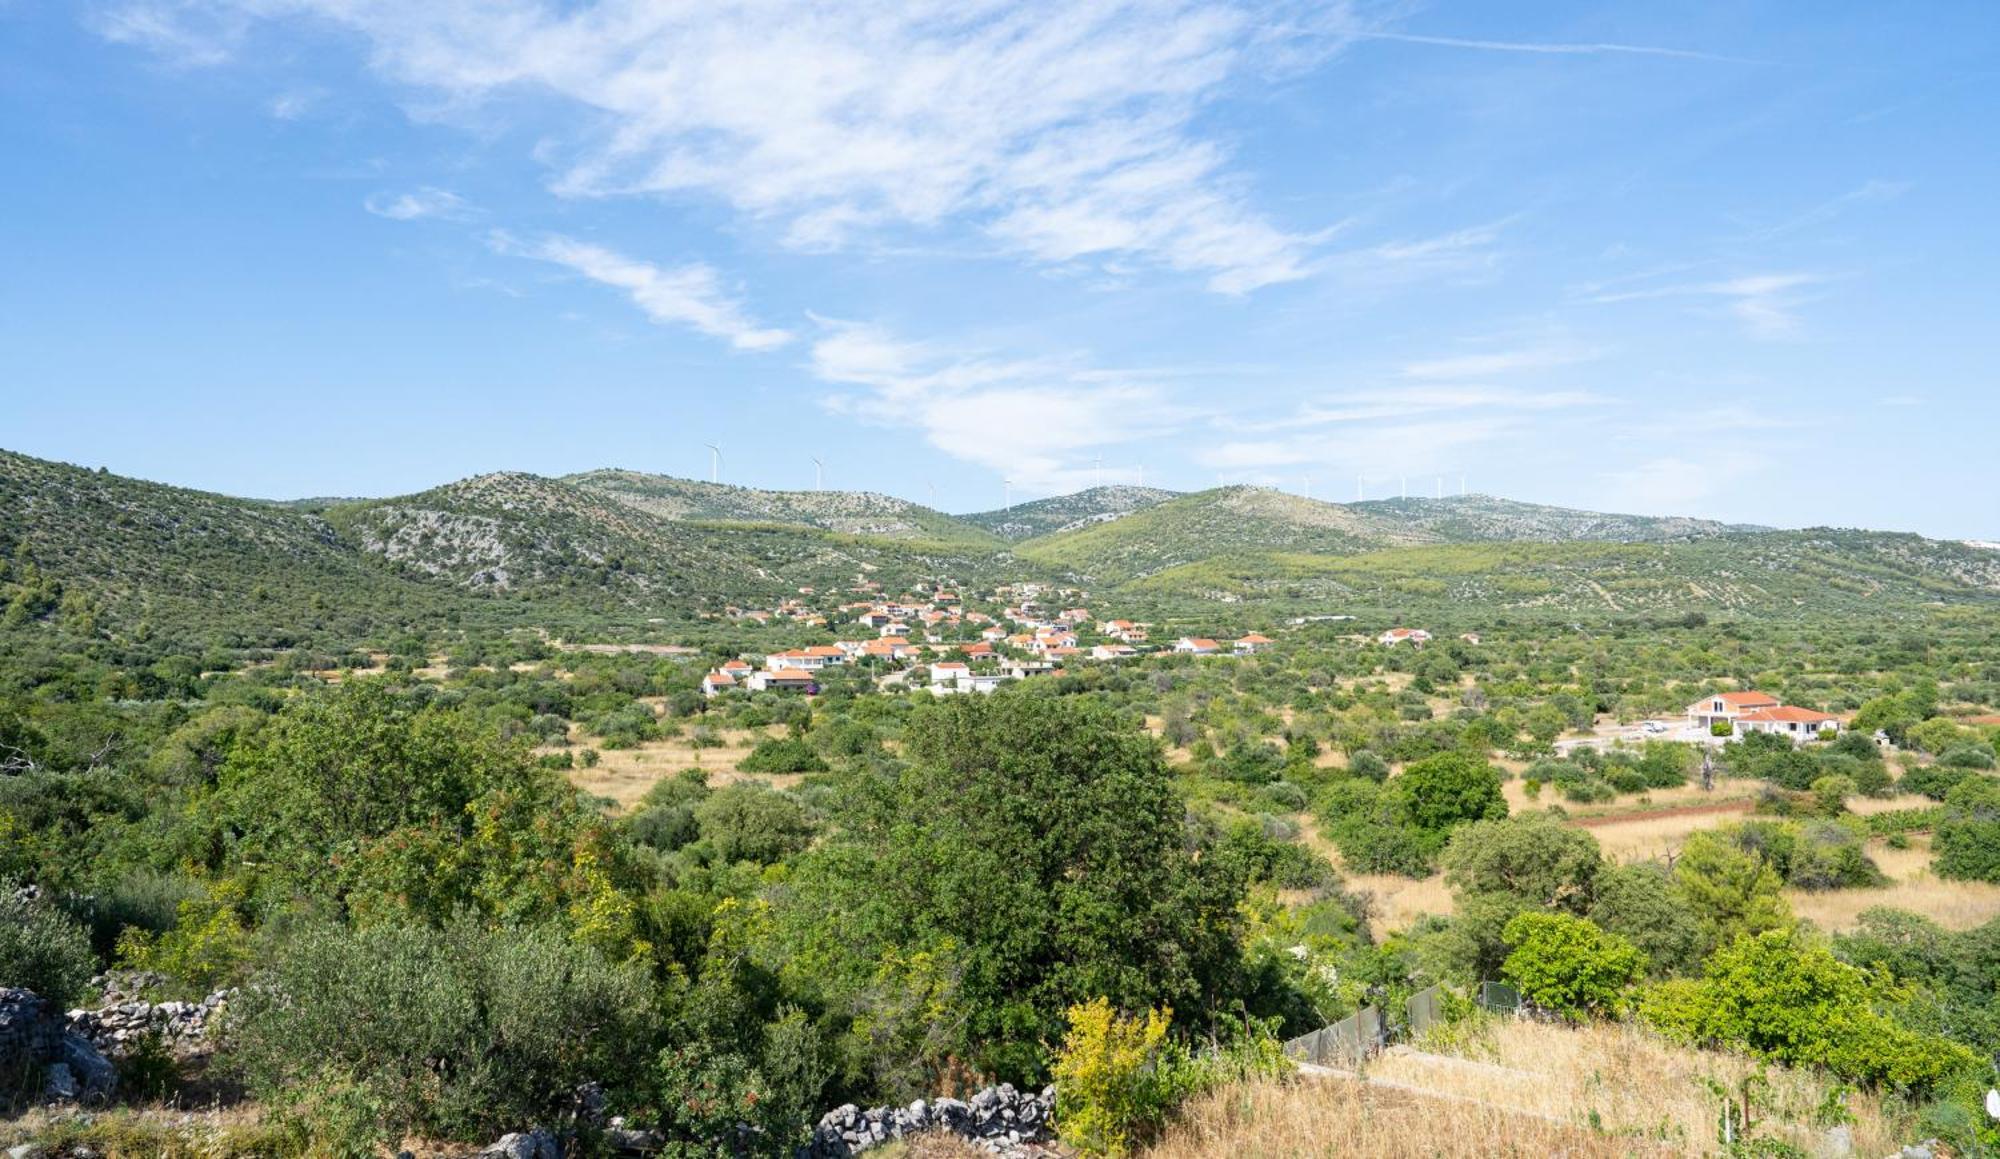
left=1639, top=928, right=1977, bottom=1090
left=1672, top=830, right=1791, bottom=956
left=1394, top=751, right=1506, bottom=833
left=1500, top=912, right=1644, bottom=1021
left=693, top=783, right=816, bottom=865
left=1588, top=862, right=1704, bottom=977
left=777, top=694, right=1249, bottom=1082
left=1933, top=774, right=2000, bottom=882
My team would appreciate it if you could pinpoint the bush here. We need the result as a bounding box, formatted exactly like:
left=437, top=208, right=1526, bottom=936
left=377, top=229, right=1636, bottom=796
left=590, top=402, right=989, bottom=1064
left=1393, top=752, right=1506, bottom=833
left=693, top=783, right=815, bottom=865
left=1938, top=743, right=1996, bottom=770
left=1638, top=928, right=1977, bottom=1091
left=0, top=893, right=96, bottom=1009
left=1933, top=775, right=2000, bottom=883
left=1499, top=913, right=1643, bottom=1021
left=738, top=737, right=830, bottom=775
left=231, top=918, right=654, bottom=1147
left=1051, top=998, right=1288, bottom=1157
left=1588, top=862, right=1702, bottom=978
left=1900, top=764, right=1974, bottom=801
left=1345, top=750, right=1388, bottom=782
left=1053, top=999, right=1177, bottom=1157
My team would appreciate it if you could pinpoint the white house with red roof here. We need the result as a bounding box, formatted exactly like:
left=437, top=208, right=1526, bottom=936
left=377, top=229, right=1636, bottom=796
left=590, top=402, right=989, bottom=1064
left=1232, top=633, right=1274, bottom=655
left=1174, top=637, right=1221, bottom=655
left=700, top=670, right=737, bottom=697
left=1684, top=690, right=1781, bottom=732
left=1738, top=705, right=1843, bottom=739
left=1378, top=627, right=1431, bottom=646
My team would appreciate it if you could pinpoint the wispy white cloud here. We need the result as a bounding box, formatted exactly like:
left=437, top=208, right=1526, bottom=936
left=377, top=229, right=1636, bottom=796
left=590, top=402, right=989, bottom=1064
left=1587, top=271, right=1828, bottom=338
left=1353, top=30, right=1760, bottom=66
left=491, top=232, right=793, bottom=351
left=1202, top=380, right=1602, bottom=477
left=1400, top=345, right=1597, bottom=380
left=809, top=318, right=1183, bottom=491
left=1752, top=179, right=1911, bottom=240
left=1597, top=450, right=1766, bottom=517
left=268, top=88, right=323, bottom=121
left=362, top=187, right=470, bottom=221
left=91, top=1, right=242, bottom=66
left=106, top=0, right=1373, bottom=294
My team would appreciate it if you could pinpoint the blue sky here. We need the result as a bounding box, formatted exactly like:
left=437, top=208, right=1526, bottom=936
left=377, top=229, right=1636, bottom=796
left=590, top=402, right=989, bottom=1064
left=3, top=2, right=1995, bottom=536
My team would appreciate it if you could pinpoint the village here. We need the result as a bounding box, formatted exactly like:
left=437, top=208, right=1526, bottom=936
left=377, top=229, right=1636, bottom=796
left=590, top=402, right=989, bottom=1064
left=696, top=583, right=1856, bottom=748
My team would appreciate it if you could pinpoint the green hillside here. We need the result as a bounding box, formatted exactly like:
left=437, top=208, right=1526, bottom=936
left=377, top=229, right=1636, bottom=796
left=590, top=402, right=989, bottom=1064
left=0, top=449, right=461, bottom=653
left=1119, top=530, right=2000, bottom=617
left=962, top=484, right=1180, bottom=541
left=566, top=469, right=1003, bottom=548
left=1015, top=486, right=1429, bottom=585
left=1351, top=494, right=1768, bottom=542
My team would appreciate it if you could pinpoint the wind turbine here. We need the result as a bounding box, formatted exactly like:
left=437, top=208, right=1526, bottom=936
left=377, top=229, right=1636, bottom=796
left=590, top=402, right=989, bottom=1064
left=1435, top=475, right=1443, bottom=500
left=1460, top=473, right=1467, bottom=496
left=704, top=444, right=723, bottom=484
left=1304, top=474, right=1312, bottom=500
left=1094, top=457, right=1104, bottom=489
left=1400, top=475, right=1407, bottom=500
left=1003, top=478, right=1013, bottom=510
left=1355, top=474, right=1364, bottom=502
left=811, top=457, right=824, bottom=492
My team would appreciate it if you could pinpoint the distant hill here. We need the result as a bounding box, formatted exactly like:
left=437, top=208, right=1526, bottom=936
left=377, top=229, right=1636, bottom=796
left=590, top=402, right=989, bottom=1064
left=962, top=485, right=1180, bottom=541
left=5, top=448, right=1997, bottom=656
left=1117, top=529, right=2000, bottom=616
left=0, top=449, right=459, bottom=651
left=1015, top=487, right=1429, bottom=586
left=1351, top=495, right=1768, bottom=543
left=566, top=469, right=1002, bottom=548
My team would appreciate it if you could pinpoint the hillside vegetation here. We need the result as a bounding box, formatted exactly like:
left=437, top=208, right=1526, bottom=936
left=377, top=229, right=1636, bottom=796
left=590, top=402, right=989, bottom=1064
left=1352, top=493, right=1767, bottom=542
left=568, top=468, right=1005, bottom=548
left=1015, top=487, right=1429, bottom=585
left=962, top=485, right=1180, bottom=541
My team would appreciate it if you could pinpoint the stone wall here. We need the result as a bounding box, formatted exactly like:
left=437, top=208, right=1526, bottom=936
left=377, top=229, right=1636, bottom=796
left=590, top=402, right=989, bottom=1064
left=804, top=1083, right=1058, bottom=1157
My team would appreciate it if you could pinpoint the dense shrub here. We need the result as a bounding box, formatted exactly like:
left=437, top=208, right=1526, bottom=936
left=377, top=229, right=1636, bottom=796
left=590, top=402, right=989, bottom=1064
left=692, top=783, right=816, bottom=865
left=1933, top=775, right=2000, bottom=883
left=231, top=918, right=655, bottom=1148
left=1639, top=928, right=1977, bottom=1090
left=1588, top=862, right=1703, bottom=977
left=738, top=737, right=830, bottom=775
left=0, top=893, right=96, bottom=1009
left=1500, top=913, right=1643, bottom=1021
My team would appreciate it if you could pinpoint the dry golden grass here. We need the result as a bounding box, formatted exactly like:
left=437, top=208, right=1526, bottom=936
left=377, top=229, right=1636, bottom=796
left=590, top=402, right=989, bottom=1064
left=1361, top=1019, right=1901, bottom=1157
left=1572, top=801, right=1756, bottom=863
left=562, top=722, right=794, bottom=809
left=1145, top=1075, right=1645, bottom=1158
left=1788, top=835, right=2000, bottom=932
left=1343, top=872, right=1455, bottom=933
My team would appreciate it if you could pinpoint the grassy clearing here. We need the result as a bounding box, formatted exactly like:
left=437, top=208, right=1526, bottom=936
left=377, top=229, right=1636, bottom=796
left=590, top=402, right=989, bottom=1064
left=1145, top=1074, right=1646, bottom=1157
left=560, top=722, right=795, bottom=808
left=1789, top=835, right=2000, bottom=932
left=1359, top=1019, right=1900, bottom=1156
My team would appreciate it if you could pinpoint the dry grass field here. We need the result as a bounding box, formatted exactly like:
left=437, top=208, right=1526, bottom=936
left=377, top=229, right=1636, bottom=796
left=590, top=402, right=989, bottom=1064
left=1150, top=1019, right=1903, bottom=1157
left=560, top=722, right=796, bottom=808
left=1788, top=835, right=2000, bottom=932
left=1360, top=1020, right=1900, bottom=1156
left=1146, top=1076, right=1644, bottom=1158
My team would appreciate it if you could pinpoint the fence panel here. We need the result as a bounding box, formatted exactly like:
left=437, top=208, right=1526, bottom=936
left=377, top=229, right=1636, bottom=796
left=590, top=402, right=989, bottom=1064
left=1478, top=980, right=1520, bottom=1014
left=1283, top=1005, right=1383, bottom=1067
left=1407, top=984, right=1444, bottom=1037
